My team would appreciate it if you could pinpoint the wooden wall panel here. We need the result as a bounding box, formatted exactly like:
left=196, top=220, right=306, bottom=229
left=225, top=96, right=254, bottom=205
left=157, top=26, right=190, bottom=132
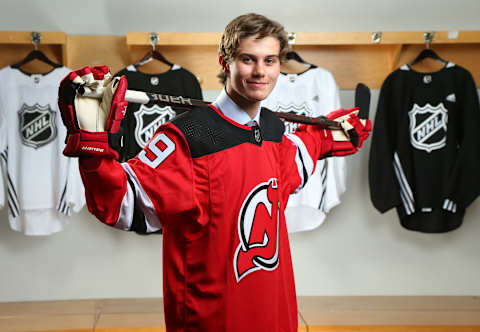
left=2, top=31, right=480, bottom=91
left=0, top=44, right=63, bottom=74
left=65, top=36, right=221, bottom=91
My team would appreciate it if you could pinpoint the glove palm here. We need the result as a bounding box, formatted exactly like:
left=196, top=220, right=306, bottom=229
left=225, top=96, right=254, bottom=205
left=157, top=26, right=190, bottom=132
left=58, top=66, right=127, bottom=158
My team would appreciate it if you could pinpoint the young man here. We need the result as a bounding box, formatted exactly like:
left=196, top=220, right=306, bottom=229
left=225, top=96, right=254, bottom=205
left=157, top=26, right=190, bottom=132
left=58, top=13, right=370, bottom=332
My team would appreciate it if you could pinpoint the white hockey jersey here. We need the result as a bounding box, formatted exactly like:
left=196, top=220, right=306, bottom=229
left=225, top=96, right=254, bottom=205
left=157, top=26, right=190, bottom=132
left=262, top=66, right=346, bottom=232
left=0, top=66, right=85, bottom=235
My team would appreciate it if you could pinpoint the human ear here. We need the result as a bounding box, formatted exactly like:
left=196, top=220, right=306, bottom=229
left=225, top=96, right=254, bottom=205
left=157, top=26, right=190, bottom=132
left=219, top=56, right=230, bottom=74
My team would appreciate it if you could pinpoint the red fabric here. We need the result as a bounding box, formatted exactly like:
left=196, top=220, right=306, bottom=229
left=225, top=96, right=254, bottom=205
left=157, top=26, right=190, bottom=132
left=322, top=107, right=372, bottom=156
left=80, top=118, right=304, bottom=332
left=80, top=157, right=127, bottom=224
left=63, top=130, right=119, bottom=159
left=77, top=105, right=371, bottom=332
left=105, top=74, right=128, bottom=133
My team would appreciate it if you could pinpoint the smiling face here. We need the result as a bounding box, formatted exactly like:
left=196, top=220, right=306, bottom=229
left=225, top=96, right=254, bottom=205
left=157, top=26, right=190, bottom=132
left=223, top=35, right=281, bottom=118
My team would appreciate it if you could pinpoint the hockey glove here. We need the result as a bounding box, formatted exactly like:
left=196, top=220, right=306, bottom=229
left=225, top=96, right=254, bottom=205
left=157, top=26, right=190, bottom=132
left=58, top=66, right=128, bottom=159
left=319, top=107, right=372, bottom=157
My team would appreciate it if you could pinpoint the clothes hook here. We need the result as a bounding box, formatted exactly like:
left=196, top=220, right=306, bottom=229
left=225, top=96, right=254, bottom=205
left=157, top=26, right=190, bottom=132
left=371, top=31, right=382, bottom=44
left=31, top=31, right=41, bottom=51
left=149, top=32, right=159, bottom=51
left=424, top=32, right=434, bottom=49
left=287, top=32, right=296, bottom=45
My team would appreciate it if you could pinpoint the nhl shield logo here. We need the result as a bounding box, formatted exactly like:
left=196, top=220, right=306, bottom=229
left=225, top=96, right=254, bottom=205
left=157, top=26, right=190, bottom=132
left=408, top=103, right=448, bottom=153
left=274, top=103, right=311, bottom=134
left=18, top=103, right=57, bottom=149
left=134, top=105, right=176, bottom=148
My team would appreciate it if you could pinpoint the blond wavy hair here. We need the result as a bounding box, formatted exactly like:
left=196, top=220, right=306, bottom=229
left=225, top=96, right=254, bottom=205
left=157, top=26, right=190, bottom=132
left=217, top=13, right=290, bottom=84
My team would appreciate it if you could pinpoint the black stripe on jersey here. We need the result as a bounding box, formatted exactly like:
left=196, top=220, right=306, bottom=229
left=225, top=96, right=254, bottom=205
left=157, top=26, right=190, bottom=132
left=7, top=187, right=19, bottom=217
left=60, top=201, right=68, bottom=215
left=318, top=161, right=327, bottom=211
left=1, top=149, right=20, bottom=217
left=171, top=106, right=285, bottom=159
left=6, top=176, right=20, bottom=217
left=297, top=149, right=309, bottom=190
left=125, top=175, right=149, bottom=234
left=57, top=180, right=68, bottom=214
left=8, top=200, right=17, bottom=218
left=0, top=150, right=6, bottom=163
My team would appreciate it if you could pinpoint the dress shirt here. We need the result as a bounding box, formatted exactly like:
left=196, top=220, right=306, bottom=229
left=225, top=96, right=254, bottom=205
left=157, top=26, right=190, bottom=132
left=212, top=89, right=261, bottom=126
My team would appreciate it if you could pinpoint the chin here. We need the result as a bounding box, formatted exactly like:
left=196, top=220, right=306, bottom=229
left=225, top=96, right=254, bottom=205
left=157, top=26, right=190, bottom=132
left=247, top=95, right=267, bottom=102
left=248, top=91, right=270, bottom=102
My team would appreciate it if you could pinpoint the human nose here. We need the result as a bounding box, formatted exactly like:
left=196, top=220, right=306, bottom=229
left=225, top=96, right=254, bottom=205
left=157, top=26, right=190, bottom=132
left=252, top=61, right=265, bottom=77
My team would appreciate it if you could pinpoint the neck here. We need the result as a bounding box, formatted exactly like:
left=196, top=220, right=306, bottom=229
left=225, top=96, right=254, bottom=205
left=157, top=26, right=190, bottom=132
left=225, top=86, right=260, bottom=119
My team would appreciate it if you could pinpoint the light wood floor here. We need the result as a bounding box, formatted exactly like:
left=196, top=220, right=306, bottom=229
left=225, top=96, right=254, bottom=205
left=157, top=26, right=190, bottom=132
left=32, top=326, right=480, bottom=332
left=1, top=296, right=480, bottom=332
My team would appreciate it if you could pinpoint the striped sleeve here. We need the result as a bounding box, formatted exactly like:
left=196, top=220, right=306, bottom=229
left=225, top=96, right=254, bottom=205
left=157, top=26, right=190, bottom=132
left=79, top=123, right=197, bottom=233
left=392, top=152, right=415, bottom=215
left=118, top=163, right=162, bottom=232
left=285, top=132, right=315, bottom=193
left=0, top=149, right=20, bottom=217
left=80, top=157, right=162, bottom=233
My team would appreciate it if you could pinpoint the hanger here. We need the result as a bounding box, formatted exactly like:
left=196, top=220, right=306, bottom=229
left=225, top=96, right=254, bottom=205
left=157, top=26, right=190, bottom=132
left=134, top=32, right=173, bottom=68
left=283, top=33, right=316, bottom=70
left=282, top=51, right=317, bottom=74
left=11, top=32, right=62, bottom=69
left=285, top=51, right=311, bottom=65
left=408, top=32, right=448, bottom=66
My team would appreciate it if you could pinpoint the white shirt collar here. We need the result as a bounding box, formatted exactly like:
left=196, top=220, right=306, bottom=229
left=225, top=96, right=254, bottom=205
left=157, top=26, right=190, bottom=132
left=212, top=89, right=261, bottom=125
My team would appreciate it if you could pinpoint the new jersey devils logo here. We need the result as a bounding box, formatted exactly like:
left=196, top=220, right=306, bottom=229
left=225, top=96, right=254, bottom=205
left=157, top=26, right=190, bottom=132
left=408, top=103, right=448, bottom=153
left=18, top=103, right=57, bottom=149
left=234, top=178, right=280, bottom=282
left=134, top=105, right=176, bottom=148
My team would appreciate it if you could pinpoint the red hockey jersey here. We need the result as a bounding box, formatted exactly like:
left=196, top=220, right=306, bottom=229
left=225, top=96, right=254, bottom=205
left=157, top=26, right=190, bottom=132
left=80, top=103, right=332, bottom=332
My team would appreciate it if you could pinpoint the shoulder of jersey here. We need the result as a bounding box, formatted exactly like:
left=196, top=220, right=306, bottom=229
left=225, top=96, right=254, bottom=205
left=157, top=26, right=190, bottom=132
left=0, top=65, right=10, bottom=75
left=170, top=106, right=285, bottom=158
left=0, top=66, right=11, bottom=82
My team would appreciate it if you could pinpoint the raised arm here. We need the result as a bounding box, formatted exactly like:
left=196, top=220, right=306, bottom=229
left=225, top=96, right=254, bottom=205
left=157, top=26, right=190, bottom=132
left=57, top=66, right=138, bottom=227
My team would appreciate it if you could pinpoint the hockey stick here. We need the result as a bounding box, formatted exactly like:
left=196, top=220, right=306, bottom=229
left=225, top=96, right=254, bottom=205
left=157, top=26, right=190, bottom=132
left=78, top=83, right=370, bottom=130
left=276, top=83, right=370, bottom=127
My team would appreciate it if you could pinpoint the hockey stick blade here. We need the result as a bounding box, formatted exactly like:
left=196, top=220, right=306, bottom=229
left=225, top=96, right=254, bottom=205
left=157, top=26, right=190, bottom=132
left=354, top=83, right=371, bottom=120
left=79, top=87, right=342, bottom=129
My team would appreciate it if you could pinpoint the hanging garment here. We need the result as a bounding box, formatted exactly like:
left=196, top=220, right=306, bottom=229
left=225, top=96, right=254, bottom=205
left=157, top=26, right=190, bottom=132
left=113, top=65, right=203, bottom=161
left=0, top=66, right=85, bottom=235
left=369, top=63, right=480, bottom=232
left=262, top=66, right=346, bottom=232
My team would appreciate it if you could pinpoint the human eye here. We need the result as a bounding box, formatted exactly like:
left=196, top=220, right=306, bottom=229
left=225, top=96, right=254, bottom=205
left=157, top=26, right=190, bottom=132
left=240, top=55, right=253, bottom=63
left=265, top=56, right=278, bottom=65
left=242, top=56, right=253, bottom=63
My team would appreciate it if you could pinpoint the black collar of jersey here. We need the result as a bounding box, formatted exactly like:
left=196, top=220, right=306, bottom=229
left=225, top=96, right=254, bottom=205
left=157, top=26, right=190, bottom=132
left=170, top=105, right=285, bottom=158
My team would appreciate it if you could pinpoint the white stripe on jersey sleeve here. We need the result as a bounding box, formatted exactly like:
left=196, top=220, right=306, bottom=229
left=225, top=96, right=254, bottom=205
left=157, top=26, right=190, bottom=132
left=115, top=180, right=135, bottom=230
left=122, top=163, right=162, bottom=231
left=285, top=133, right=315, bottom=193
left=442, top=199, right=458, bottom=213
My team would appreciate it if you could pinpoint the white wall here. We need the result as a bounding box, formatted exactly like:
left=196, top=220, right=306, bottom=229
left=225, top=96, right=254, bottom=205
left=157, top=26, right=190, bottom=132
left=1, top=0, right=480, bottom=34
left=1, top=0, right=480, bottom=302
